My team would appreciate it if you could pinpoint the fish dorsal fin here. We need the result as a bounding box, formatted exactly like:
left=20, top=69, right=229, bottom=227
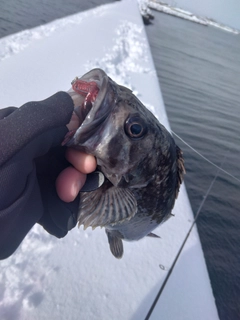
left=106, top=230, right=123, bottom=259
left=78, top=184, right=137, bottom=229
left=175, top=145, right=186, bottom=199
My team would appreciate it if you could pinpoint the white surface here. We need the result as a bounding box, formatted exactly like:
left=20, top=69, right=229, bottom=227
left=0, top=1, right=219, bottom=319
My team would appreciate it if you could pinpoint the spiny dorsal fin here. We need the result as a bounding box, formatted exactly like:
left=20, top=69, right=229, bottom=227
left=175, top=145, right=186, bottom=199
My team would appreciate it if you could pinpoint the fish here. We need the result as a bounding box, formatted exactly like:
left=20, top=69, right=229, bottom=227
left=66, top=68, right=185, bottom=259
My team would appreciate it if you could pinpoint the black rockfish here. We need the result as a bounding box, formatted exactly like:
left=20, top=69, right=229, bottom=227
left=67, top=68, right=185, bottom=258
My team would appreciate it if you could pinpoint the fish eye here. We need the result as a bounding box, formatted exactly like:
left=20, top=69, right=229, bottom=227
left=124, top=115, right=148, bottom=139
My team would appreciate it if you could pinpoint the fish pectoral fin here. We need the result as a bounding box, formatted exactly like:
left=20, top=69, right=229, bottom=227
left=147, top=232, right=161, bottom=238
left=78, top=184, right=137, bottom=229
left=106, top=230, right=123, bottom=259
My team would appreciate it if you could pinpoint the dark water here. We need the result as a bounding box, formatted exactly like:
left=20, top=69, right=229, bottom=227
left=0, top=0, right=116, bottom=38
left=145, top=12, right=240, bottom=320
left=0, top=1, right=240, bottom=319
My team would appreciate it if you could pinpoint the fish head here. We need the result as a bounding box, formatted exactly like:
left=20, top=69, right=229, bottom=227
left=68, top=68, right=168, bottom=190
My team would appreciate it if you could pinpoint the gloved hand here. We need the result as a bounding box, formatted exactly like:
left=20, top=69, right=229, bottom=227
left=0, top=91, right=96, bottom=259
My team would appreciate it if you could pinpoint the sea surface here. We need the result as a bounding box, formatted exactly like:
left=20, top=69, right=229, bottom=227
left=0, top=1, right=240, bottom=319
left=145, top=12, right=240, bottom=320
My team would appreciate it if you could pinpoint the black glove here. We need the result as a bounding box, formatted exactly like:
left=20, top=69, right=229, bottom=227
left=0, top=92, right=79, bottom=259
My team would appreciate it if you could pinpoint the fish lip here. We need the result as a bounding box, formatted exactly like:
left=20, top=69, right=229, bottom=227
left=66, top=68, right=112, bottom=147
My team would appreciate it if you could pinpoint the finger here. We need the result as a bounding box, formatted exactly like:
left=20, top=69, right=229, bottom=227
left=66, top=148, right=97, bottom=174
left=56, top=166, right=86, bottom=202
left=66, top=112, right=80, bottom=131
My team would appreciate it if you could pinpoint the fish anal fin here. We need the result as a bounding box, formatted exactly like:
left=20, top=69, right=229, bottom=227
left=106, top=230, right=123, bottom=259
left=147, top=232, right=161, bottom=238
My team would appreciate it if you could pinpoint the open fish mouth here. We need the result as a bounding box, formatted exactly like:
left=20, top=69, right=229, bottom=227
left=66, top=68, right=116, bottom=147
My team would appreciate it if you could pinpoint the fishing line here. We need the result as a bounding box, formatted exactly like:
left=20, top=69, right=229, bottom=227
left=171, top=130, right=240, bottom=184
left=144, top=153, right=227, bottom=320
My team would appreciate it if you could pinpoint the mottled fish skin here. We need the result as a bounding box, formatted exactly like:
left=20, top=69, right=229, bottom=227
left=67, top=68, right=185, bottom=259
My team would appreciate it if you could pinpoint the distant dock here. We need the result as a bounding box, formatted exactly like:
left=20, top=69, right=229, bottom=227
left=147, top=0, right=239, bottom=34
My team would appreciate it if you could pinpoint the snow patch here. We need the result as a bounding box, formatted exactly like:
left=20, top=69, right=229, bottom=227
left=0, top=6, right=106, bottom=62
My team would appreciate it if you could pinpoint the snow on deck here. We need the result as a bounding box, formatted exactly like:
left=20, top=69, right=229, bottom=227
left=0, top=0, right=219, bottom=319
